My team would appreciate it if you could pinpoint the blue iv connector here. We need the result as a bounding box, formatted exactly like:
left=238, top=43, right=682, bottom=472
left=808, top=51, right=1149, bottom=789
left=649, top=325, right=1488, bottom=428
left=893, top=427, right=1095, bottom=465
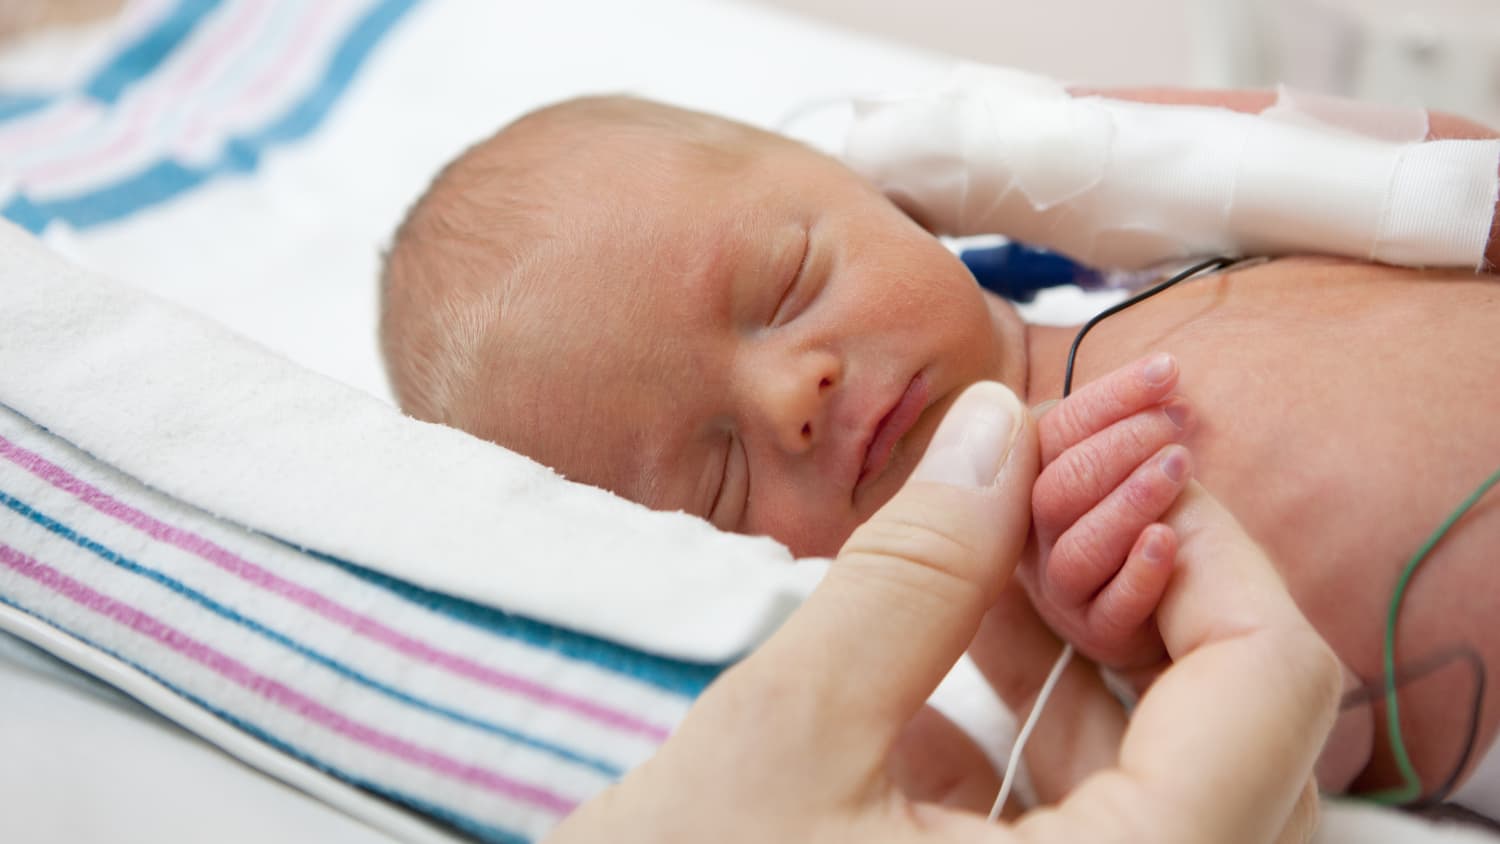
left=960, top=242, right=1113, bottom=303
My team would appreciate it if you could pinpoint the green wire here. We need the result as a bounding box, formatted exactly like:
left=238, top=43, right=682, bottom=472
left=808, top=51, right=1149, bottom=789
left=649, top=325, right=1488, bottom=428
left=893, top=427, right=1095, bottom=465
left=1364, top=464, right=1500, bottom=805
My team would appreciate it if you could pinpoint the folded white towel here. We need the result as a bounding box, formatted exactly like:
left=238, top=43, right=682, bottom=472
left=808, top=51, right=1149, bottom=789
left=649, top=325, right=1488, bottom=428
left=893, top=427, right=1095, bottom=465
left=0, top=220, right=824, bottom=663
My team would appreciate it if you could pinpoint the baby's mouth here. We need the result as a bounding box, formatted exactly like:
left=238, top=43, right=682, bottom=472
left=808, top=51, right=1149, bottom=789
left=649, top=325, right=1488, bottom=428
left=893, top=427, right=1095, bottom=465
left=856, top=371, right=930, bottom=493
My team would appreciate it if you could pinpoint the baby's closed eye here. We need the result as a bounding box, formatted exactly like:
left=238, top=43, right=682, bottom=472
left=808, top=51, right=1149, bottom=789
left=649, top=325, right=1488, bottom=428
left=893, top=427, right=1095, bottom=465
left=767, top=226, right=812, bottom=327
left=708, top=432, right=748, bottom=529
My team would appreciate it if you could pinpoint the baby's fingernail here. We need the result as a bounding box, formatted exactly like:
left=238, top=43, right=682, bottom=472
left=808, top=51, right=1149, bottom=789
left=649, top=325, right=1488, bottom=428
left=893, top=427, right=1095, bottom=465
left=1162, top=399, right=1193, bottom=431
left=1159, top=445, right=1190, bottom=483
left=1140, top=527, right=1171, bottom=564
left=1142, top=353, right=1176, bottom=387
left=912, top=382, right=1022, bottom=489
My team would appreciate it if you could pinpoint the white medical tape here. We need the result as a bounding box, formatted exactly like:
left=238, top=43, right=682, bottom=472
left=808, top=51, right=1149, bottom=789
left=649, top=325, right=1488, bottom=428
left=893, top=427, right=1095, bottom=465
left=844, top=64, right=1500, bottom=270
left=1377, top=140, right=1500, bottom=267
left=1229, top=114, right=1402, bottom=258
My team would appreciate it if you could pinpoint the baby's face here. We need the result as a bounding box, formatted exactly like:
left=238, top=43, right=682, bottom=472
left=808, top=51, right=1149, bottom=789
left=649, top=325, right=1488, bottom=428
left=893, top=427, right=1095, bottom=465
left=478, top=131, right=1026, bottom=557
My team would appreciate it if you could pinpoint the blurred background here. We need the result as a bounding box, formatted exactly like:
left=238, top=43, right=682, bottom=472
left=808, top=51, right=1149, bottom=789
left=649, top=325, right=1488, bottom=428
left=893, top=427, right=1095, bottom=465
left=4, top=0, right=1499, bottom=124
left=754, top=0, right=1500, bottom=123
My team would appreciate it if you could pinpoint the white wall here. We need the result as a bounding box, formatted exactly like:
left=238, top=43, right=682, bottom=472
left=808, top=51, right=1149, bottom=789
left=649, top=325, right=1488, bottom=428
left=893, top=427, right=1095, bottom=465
left=745, top=0, right=1199, bottom=86
left=746, top=0, right=1500, bottom=124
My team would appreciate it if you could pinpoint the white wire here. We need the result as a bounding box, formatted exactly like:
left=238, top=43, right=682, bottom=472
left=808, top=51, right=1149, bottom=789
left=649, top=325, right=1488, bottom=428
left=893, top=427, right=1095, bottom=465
left=988, top=643, right=1074, bottom=822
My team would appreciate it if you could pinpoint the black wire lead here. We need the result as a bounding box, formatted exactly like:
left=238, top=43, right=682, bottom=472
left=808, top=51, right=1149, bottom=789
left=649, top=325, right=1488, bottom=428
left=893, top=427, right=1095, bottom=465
left=1061, top=256, right=1237, bottom=398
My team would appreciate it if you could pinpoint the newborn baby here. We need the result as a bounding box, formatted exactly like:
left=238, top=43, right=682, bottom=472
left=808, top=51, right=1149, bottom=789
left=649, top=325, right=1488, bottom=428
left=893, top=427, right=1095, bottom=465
left=380, top=95, right=1500, bottom=808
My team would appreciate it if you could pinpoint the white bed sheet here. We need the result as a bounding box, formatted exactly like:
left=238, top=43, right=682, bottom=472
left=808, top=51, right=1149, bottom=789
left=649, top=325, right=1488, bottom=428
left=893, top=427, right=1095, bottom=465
left=9, top=620, right=1496, bottom=844
left=0, top=631, right=399, bottom=844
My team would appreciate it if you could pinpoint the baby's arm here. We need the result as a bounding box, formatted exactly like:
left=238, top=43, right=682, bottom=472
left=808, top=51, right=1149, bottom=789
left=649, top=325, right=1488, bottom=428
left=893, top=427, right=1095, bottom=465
left=1022, top=353, right=1192, bottom=673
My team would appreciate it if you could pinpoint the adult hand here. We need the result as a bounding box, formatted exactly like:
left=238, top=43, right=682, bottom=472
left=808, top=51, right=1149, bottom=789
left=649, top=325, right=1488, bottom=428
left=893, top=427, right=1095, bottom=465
left=546, top=382, right=1341, bottom=844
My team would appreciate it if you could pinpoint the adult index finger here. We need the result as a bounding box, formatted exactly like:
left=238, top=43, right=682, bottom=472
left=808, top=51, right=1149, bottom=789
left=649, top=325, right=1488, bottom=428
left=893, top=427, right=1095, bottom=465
left=737, top=382, right=1039, bottom=777
left=1048, top=484, right=1339, bottom=844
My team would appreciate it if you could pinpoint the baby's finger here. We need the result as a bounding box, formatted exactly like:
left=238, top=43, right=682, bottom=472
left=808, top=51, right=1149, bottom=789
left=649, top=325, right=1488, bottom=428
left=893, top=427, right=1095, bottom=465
left=1033, top=400, right=1193, bottom=540
left=1083, top=524, right=1175, bottom=668
left=1044, top=445, right=1191, bottom=608
left=1040, top=352, right=1180, bottom=465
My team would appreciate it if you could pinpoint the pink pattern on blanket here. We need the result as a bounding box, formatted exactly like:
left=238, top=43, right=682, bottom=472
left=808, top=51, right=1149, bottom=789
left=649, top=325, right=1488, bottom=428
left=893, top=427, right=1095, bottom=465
left=0, top=434, right=672, bottom=742
left=20, top=0, right=273, bottom=189
left=0, top=542, right=579, bottom=815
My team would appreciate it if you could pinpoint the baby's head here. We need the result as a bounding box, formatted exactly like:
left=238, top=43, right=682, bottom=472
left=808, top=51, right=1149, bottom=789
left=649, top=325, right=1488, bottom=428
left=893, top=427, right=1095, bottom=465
left=381, top=96, right=1027, bottom=556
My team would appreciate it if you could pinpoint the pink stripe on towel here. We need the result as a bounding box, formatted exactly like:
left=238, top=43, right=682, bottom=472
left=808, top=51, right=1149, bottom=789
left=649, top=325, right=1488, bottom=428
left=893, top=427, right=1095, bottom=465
left=0, top=434, right=671, bottom=742
left=0, top=542, right=578, bottom=815
left=21, top=0, right=271, bottom=190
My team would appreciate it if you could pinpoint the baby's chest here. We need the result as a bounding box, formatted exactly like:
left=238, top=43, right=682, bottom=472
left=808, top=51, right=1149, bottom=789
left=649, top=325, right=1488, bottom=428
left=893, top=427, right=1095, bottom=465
left=1172, top=289, right=1500, bottom=644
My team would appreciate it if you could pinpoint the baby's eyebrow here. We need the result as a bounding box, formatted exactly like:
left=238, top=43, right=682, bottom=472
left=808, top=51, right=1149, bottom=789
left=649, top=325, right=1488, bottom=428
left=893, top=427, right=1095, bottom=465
left=694, top=219, right=754, bottom=326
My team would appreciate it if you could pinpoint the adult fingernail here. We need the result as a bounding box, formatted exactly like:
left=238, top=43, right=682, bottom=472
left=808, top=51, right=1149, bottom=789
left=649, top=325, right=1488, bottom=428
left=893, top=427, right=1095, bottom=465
left=1142, top=353, right=1176, bottom=387
left=911, top=382, right=1022, bottom=489
left=1029, top=398, right=1059, bottom=421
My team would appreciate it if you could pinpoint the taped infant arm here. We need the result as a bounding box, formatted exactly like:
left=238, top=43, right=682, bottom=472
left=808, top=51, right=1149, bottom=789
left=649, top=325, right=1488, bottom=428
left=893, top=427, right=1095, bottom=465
left=843, top=65, right=1500, bottom=272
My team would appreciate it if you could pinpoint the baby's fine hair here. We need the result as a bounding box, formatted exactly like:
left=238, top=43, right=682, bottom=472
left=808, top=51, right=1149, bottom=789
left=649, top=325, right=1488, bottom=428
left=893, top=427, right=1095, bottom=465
left=379, top=96, right=765, bottom=427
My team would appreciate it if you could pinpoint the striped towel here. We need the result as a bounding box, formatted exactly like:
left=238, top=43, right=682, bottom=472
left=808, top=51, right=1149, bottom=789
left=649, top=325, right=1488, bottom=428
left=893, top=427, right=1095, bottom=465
left=0, top=0, right=417, bottom=234
left=0, top=404, right=713, bottom=842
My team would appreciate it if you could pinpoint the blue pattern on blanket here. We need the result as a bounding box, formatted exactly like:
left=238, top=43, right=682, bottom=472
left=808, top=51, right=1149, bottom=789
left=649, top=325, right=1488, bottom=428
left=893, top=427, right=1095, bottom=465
left=0, top=403, right=717, bottom=842
left=0, top=0, right=419, bottom=234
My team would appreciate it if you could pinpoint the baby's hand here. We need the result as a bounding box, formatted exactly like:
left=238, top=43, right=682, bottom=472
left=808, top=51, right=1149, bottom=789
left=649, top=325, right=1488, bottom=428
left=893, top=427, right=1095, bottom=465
left=1024, top=352, right=1194, bottom=672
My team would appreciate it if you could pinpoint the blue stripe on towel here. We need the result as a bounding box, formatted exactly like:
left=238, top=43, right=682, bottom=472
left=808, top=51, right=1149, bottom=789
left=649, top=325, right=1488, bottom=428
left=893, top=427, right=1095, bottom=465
left=1, top=195, right=48, bottom=234
left=0, top=488, right=627, bottom=777
left=243, top=0, right=414, bottom=146
left=313, top=552, right=724, bottom=698
left=0, top=94, right=51, bottom=122
left=0, top=595, right=531, bottom=844
left=12, top=160, right=204, bottom=231
left=0, top=1, right=221, bottom=122
left=4, top=0, right=420, bottom=234
left=84, top=0, right=226, bottom=104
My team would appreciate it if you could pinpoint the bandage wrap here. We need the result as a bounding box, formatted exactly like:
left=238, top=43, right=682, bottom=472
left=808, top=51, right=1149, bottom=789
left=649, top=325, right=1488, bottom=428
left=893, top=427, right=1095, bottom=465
left=844, top=65, right=1500, bottom=270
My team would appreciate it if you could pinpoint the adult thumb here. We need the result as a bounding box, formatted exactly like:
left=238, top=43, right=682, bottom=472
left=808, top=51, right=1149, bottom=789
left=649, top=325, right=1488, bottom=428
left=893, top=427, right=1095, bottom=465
left=754, top=381, right=1039, bottom=759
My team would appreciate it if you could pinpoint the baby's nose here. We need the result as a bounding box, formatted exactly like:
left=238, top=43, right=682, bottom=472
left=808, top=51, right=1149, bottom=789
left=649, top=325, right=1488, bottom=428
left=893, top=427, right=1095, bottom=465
left=753, top=348, right=841, bottom=455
